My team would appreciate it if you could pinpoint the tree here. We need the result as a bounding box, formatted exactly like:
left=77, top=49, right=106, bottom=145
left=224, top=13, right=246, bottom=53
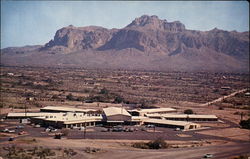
left=114, top=96, right=124, bottom=103
left=239, top=118, right=250, bottom=129
left=184, top=109, right=194, bottom=114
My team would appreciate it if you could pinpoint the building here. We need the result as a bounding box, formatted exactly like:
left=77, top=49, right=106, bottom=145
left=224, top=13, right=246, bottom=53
left=7, top=112, right=57, bottom=119
left=128, top=108, right=177, bottom=116
left=103, top=107, right=132, bottom=125
left=31, top=112, right=102, bottom=128
left=144, top=119, right=201, bottom=130
left=6, top=106, right=217, bottom=130
left=40, top=106, right=97, bottom=114
left=145, top=114, right=218, bottom=121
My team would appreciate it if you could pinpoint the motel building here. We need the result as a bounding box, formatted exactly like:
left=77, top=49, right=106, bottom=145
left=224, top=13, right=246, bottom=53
left=6, top=106, right=218, bottom=131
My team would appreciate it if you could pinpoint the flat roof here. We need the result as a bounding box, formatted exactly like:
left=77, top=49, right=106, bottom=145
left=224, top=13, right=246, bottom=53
left=129, top=108, right=176, bottom=113
left=7, top=112, right=60, bottom=117
left=146, top=114, right=218, bottom=119
left=103, top=107, right=131, bottom=117
left=40, top=106, right=97, bottom=112
left=144, top=119, right=198, bottom=127
left=32, top=112, right=103, bottom=124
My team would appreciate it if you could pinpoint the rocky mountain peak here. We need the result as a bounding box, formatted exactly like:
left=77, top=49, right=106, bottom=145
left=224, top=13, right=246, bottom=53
left=126, top=15, right=185, bottom=32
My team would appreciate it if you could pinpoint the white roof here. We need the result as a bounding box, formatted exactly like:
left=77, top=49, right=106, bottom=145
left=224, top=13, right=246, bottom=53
left=103, top=107, right=131, bottom=117
left=146, top=114, right=218, bottom=119
left=7, top=112, right=58, bottom=117
left=33, top=114, right=102, bottom=124
left=41, top=106, right=96, bottom=112
left=131, top=116, right=148, bottom=121
left=144, top=119, right=198, bottom=127
left=129, top=108, right=176, bottom=113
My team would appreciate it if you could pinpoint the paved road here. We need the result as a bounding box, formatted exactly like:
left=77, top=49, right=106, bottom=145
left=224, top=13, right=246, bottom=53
left=98, top=142, right=250, bottom=159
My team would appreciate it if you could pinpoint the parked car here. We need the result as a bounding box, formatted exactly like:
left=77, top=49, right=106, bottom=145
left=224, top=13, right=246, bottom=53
left=101, top=128, right=108, bottom=132
left=129, top=128, right=134, bottom=132
left=203, top=154, right=213, bottom=158
left=146, top=124, right=155, bottom=128
left=95, top=124, right=103, bottom=127
left=8, top=137, right=14, bottom=141
left=79, top=127, right=85, bottom=131
left=175, top=128, right=181, bottom=131
left=16, top=125, right=24, bottom=129
left=2, top=128, right=9, bottom=133
left=34, top=124, right=41, bottom=128
left=50, top=128, right=58, bottom=132
left=45, top=128, right=51, bottom=132
left=2, top=129, right=16, bottom=133
left=112, top=127, right=123, bottom=132
left=18, top=131, right=27, bottom=135
left=8, top=130, right=16, bottom=133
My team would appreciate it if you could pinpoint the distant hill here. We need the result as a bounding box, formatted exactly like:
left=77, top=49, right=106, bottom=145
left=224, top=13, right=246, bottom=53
left=1, top=15, right=249, bottom=72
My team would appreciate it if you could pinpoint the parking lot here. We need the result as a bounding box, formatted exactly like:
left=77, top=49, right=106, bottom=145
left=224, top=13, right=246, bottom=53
left=0, top=119, right=231, bottom=143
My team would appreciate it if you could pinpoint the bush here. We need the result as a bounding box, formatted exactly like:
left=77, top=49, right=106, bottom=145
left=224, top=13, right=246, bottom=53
left=100, top=88, right=109, bottom=94
left=184, top=109, right=194, bottom=114
left=239, top=118, right=250, bottom=129
left=66, top=93, right=74, bottom=100
left=147, top=138, right=168, bottom=149
left=114, top=96, right=124, bottom=103
left=132, top=138, right=168, bottom=149
left=132, top=142, right=149, bottom=149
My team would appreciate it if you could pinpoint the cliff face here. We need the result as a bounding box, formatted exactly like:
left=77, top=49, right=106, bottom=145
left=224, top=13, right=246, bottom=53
left=1, top=15, right=249, bottom=72
left=42, top=25, right=117, bottom=53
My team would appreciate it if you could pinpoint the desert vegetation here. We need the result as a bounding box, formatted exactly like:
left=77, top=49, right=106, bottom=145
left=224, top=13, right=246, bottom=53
left=132, top=138, right=168, bottom=149
left=0, top=66, right=249, bottom=112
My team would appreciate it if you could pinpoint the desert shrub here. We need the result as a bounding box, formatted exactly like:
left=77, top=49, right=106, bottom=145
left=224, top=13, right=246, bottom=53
left=218, top=107, right=224, bottom=110
left=132, top=142, right=149, bottom=149
left=76, top=96, right=85, bottom=101
left=114, top=96, right=124, bottom=103
left=184, top=109, right=194, bottom=114
left=132, top=138, right=168, bottom=149
left=64, top=148, right=77, bottom=156
left=84, top=147, right=101, bottom=154
left=99, top=88, right=109, bottom=94
left=239, top=118, right=250, bottom=129
left=147, top=138, right=168, bottom=149
left=66, top=93, right=74, bottom=100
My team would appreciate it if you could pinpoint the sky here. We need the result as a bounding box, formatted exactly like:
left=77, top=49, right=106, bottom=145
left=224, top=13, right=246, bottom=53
left=1, top=1, right=249, bottom=48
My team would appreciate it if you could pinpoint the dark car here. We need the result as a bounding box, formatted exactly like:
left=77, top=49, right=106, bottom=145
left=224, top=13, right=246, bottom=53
left=8, top=137, right=14, bottom=141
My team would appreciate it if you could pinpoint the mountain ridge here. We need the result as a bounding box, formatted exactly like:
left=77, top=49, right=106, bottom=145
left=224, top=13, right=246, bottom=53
left=1, top=15, right=249, bottom=72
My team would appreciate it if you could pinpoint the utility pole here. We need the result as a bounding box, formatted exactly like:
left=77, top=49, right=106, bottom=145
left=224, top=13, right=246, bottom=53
left=240, top=112, right=244, bottom=122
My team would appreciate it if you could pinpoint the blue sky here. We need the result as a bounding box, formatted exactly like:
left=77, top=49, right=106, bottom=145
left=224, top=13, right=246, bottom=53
left=1, top=1, right=249, bottom=48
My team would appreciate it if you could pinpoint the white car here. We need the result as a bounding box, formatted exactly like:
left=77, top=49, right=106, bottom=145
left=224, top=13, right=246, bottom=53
left=175, top=128, right=181, bottom=131
left=2, top=128, right=9, bottom=133
left=34, top=124, right=41, bottom=128
left=203, top=154, right=213, bottom=158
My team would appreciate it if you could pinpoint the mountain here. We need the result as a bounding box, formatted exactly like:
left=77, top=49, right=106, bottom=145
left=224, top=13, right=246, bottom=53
left=1, top=15, right=249, bottom=72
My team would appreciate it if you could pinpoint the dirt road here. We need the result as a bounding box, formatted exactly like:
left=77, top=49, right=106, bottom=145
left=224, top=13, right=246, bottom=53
left=200, top=89, right=247, bottom=106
